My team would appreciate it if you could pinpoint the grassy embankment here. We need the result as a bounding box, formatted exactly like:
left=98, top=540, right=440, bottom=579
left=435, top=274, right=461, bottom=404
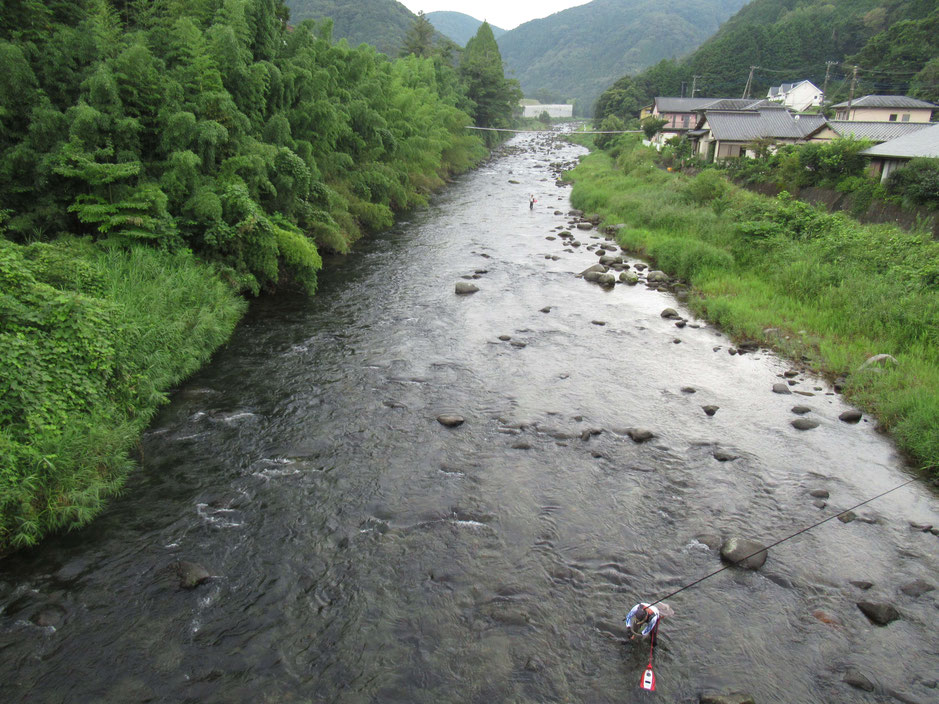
left=0, top=237, right=247, bottom=551
left=567, top=137, right=939, bottom=474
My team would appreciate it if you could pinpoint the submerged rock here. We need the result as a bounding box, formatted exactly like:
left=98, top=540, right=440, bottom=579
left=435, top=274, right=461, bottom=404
left=702, top=405, right=719, bottom=417
left=626, top=428, right=655, bottom=443
left=843, top=668, right=876, bottom=692
left=899, top=579, right=934, bottom=598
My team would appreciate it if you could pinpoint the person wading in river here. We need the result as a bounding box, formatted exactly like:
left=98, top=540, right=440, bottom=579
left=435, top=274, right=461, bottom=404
left=529, top=194, right=536, bottom=209
left=625, top=602, right=673, bottom=640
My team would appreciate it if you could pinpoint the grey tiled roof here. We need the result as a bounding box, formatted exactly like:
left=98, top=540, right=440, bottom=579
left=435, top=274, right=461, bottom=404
left=655, top=97, right=727, bottom=113
left=832, top=95, right=938, bottom=109
left=704, top=109, right=825, bottom=141
left=703, top=98, right=762, bottom=111
left=862, top=123, right=939, bottom=159
left=825, top=121, right=933, bottom=143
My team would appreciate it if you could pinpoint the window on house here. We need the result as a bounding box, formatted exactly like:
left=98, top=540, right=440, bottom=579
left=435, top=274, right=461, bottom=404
left=889, top=114, right=898, bottom=121
left=682, top=115, right=690, bottom=128
left=901, top=114, right=910, bottom=122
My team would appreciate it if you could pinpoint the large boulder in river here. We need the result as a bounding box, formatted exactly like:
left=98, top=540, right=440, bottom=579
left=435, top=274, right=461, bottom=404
left=647, top=270, right=669, bottom=283
left=455, top=282, right=479, bottom=295
left=619, top=271, right=639, bottom=285
left=856, top=601, right=901, bottom=626
left=660, top=307, right=681, bottom=319
left=596, top=273, right=616, bottom=287
left=175, top=561, right=211, bottom=589
left=720, top=537, right=768, bottom=570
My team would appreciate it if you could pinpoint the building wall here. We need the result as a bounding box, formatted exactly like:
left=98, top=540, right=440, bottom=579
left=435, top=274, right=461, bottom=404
left=521, top=104, right=574, bottom=118
left=784, top=83, right=822, bottom=111
left=835, top=106, right=933, bottom=123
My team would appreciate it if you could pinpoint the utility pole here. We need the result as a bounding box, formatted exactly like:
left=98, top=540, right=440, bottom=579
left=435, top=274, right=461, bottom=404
left=691, top=75, right=701, bottom=98
left=846, top=65, right=859, bottom=118
left=742, top=66, right=757, bottom=99
left=821, top=60, right=836, bottom=106
left=680, top=81, right=686, bottom=99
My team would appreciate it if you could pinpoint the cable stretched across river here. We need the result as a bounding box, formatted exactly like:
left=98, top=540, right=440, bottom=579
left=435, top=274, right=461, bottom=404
left=464, top=126, right=643, bottom=134
left=647, top=475, right=926, bottom=607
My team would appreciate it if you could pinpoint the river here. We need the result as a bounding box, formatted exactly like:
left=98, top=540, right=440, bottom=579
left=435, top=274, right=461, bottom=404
left=1, top=132, right=937, bottom=704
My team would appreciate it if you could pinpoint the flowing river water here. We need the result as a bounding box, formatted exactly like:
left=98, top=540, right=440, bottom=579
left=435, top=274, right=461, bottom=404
left=1, top=133, right=937, bottom=704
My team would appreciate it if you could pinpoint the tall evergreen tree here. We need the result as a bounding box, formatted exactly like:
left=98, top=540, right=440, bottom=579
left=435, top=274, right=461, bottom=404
left=400, top=10, right=434, bottom=59
left=459, top=22, right=520, bottom=128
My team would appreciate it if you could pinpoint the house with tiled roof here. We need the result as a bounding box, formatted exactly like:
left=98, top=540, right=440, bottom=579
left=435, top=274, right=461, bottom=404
left=766, top=80, right=823, bottom=112
left=649, top=97, right=764, bottom=146
left=832, top=95, right=936, bottom=123
left=691, top=106, right=826, bottom=161
left=861, top=123, right=939, bottom=182
left=808, top=120, right=932, bottom=144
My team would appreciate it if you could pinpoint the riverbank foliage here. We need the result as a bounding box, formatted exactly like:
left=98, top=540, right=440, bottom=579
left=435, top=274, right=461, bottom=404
left=0, top=0, right=492, bottom=551
left=568, top=137, right=939, bottom=472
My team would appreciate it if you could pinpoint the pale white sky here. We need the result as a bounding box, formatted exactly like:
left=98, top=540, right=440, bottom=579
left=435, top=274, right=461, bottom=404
left=398, top=1, right=592, bottom=30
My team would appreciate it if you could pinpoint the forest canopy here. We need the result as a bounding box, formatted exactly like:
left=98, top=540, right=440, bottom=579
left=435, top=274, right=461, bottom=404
left=0, top=0, right=487, bottom=295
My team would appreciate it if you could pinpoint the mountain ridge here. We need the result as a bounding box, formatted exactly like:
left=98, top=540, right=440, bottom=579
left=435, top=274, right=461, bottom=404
left=426, top=11, right=506, bottom=46
left=496, top=0, right=750, bottom=113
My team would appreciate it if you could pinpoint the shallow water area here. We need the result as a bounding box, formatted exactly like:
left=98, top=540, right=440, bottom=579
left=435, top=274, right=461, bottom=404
left=1, top=131, right=938, bottom=704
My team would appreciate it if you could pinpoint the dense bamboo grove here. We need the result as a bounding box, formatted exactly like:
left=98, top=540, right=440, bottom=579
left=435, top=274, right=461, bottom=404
left=0, top=0, right=513, bottom=551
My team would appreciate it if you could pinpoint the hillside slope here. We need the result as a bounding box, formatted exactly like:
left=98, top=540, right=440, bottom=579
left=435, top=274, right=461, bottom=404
left=497, top=0, right=749, bottom=113
left=426, top=11, right=506, bottom=46
left=284, top=0, right=418, bottom=54
left=595, top=0, right=939, bottom=120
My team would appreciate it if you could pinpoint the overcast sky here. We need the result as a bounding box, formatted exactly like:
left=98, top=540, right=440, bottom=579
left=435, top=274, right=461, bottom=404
left=398, top=1, right=592, bottom=31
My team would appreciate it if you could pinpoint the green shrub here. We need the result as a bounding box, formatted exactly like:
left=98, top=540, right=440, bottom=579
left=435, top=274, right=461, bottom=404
left=886, top=158, right=939, bottom=210
left=685, top=170, right=728, bottom=205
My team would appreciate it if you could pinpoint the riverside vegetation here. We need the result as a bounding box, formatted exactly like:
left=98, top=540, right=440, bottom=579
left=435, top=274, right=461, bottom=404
left=0, top=1, right=523, bottom=552
left=566, top=135, right=939, bottom=473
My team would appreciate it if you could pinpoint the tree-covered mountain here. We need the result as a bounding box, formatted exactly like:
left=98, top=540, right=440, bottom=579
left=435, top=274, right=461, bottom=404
left=425, top=11, right=505, bottom=47
left=496, top=0, right=750, bottom=114
left=595, top=0, right=939, bottom=121
left=283, top=0, right=419, bottom=55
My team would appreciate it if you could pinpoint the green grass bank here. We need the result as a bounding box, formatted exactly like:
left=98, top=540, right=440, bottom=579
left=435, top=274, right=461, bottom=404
left=567, top=138, right=939, bottom=475
left=0, top=237, right=247, bottom=552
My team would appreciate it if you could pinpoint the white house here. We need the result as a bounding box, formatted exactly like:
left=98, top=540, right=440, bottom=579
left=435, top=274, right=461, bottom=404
left=521, top=104, right=574, bottom=118
left=766, top=80, right=823, bottom=111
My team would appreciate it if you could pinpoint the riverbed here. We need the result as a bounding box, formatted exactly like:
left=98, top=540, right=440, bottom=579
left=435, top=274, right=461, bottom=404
left=1, top=132, right=937, bottom=704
